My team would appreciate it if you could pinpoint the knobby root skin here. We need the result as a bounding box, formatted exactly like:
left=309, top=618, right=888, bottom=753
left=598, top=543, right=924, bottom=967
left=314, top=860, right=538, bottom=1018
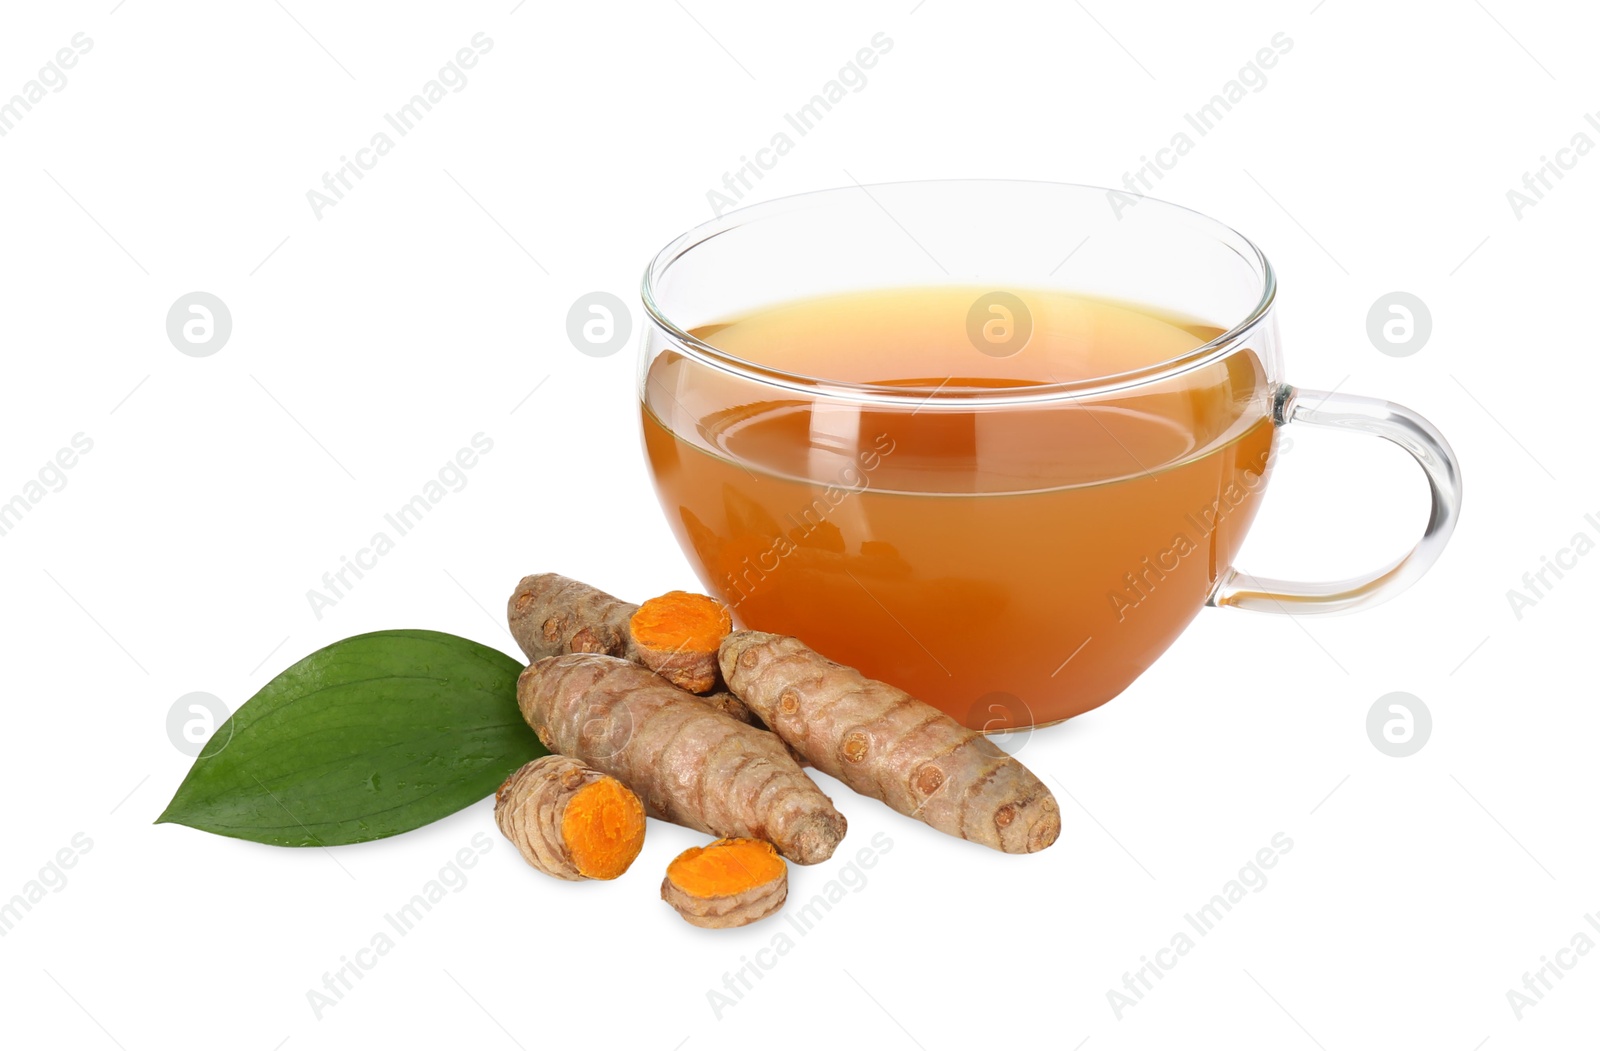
left=700, top=690, right=755, bottom=725
left=517, top=654, right=848, bottom=865
left=702, top=687, right=801, bottom=765
left=662, top=838, right=788, bottom=929
left=628, top=591, right=732, bottom=694
left=507, top=573, right=640, bottom=664
left=697, top=690, right=808, bottom=767
left=719, top=631, right=1061, bottom=855
left=494, top=755, right=646, bottom=881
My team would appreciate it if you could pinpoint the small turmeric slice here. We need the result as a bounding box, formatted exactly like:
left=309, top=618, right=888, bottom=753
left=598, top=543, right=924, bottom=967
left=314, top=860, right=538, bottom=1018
left=662, top=838, right=787, bottom=928
left=494, top=755, right=646, bottom=881
left=720, top=631, right=1061, bottom=854
left=628, top=591, right=732, bottom=694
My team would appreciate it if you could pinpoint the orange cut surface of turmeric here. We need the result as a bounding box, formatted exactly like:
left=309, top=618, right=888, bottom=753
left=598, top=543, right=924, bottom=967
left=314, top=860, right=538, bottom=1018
left=630, top=591, right=732, bottom=653
left=561, top=777, right=647, bottom=880
left=495, top=754, right=646, bottom=882
left=662, top=837, right=789, bottom=928
left=627, top=591, right=733, bottom=693
left=667, top=837, right=786, bottom=897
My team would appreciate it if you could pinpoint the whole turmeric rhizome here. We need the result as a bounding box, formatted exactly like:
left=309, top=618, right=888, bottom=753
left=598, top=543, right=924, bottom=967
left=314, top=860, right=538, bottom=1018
left=496, top=573, right=1059, bottom=928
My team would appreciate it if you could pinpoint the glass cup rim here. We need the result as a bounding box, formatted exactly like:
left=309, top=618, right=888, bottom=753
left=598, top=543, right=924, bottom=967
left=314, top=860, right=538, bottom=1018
left=640, top=178, right=1277, bottom=406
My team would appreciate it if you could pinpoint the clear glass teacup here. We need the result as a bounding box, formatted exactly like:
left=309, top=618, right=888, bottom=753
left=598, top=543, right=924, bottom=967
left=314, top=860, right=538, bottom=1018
left=638, top=180, right=1461, bottom=730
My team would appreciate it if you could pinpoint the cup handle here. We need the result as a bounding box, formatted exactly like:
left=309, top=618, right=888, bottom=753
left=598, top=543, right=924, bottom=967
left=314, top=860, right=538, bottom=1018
left=1208, top=384, right=1463, bottom=615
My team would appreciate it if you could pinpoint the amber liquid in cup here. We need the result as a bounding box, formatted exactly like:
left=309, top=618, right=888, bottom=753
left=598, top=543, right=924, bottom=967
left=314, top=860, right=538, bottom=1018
left=643, top=286, right=1275, bottom=727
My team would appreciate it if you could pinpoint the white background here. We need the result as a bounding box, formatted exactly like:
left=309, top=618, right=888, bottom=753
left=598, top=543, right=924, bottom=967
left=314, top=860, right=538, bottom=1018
left=2, top=1, right=1595, bottom=1048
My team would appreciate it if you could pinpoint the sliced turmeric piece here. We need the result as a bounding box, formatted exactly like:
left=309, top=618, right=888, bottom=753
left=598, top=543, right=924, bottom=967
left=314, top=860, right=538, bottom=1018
left=720, top=631, right=1061, bottom=854
left=662, top=838, right=788, bottom=928
left=517, top=653, right=847, bottom=864
left=628, top=590, right=732, bottom=693
left=494, top=755, right=646, bottom=881
left=507, top=574, right=732, bottom=694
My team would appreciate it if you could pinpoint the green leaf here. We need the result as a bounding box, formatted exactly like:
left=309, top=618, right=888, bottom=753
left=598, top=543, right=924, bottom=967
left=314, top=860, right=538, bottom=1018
left=157, top=630, right=545, bottom=846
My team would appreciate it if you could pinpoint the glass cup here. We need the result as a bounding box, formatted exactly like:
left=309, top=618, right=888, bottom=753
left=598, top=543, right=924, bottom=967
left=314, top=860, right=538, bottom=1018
left=637, top=180, right=1461, bottom=730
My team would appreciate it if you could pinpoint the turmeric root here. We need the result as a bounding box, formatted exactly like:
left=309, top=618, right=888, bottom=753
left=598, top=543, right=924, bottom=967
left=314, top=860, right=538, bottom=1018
left=507, top=574, right=731, bottom=693
left=508, top=573, right=640, bottom=663
left=628, top=591, right=731, bottom=693
left=719, top=631, right=1061, bottom=854
left=661, top=838, right=787, bottom=929
left=699, top=690, right=756, bottom=725
left=494, top=755, right=646, bottom=881
left=517, top=653, right=847, bottom=864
